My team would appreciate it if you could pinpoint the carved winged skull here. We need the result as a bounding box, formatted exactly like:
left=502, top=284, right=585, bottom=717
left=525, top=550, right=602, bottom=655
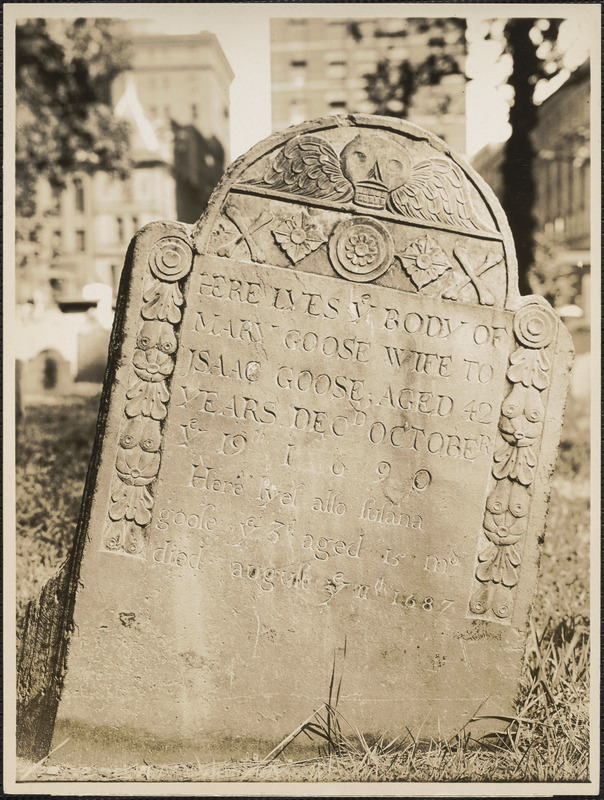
left=251, top=133, right=492, bottom=233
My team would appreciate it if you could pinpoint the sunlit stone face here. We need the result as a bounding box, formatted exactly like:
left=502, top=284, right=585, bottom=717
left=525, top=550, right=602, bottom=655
left=340, top=133, right=411, bottom=193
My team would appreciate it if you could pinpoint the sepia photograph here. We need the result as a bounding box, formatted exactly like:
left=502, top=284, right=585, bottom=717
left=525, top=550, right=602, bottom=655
left=5, top=2, right=600, bottom=794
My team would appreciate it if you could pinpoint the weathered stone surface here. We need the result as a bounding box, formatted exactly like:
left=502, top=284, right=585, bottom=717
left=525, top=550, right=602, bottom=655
left=17, top=116, right=573, bottom=766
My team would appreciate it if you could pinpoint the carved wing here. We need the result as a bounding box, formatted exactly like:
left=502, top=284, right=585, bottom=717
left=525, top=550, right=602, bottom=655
left=252, top=135, right=353, bottom=202
left=389, top=159, right=494, bottom=232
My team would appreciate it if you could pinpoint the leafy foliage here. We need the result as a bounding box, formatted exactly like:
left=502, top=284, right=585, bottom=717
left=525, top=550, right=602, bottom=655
left=362, top=19, right=465, bottom=119
left=16, top=18, right=132, bottom=217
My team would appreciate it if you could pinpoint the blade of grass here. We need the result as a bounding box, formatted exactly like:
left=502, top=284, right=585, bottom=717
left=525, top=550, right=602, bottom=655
left=19, top=738, right=70, bottom=781
left=260, top=703, right=326, bottom=764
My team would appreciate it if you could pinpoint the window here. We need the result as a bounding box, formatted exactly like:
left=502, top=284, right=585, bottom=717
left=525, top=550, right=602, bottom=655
left=327, top=63, right=347, bottom=79
left=132, top=216, right=139, bottom=232
left=289, top=101, right=306, bottom=126
left=76, top=230, right=86, bottom=252
left=73, top=178, right=84, bottom=213
left=567, top=159, right=573, bottom=216
left=328, top=100, right=347, bottom=109
left=51, top=230, right=62, bottom=256
left=290, top=59, right=307, bottom=88
left=117, top=217, right=125, bottom=242
left=191, top=103, right=198, bottom=121
left=556, top=162, right=563, bottom=218
left=149, top=105, right=157, bottom=117
left=579, top=162, right=587, bottom=211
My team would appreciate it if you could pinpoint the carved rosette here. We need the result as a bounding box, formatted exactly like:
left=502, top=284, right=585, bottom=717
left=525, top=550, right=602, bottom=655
left=398, top=234, right=453, bottom=289
left=273, top=211, right=327, bottom=264
left=328, top=217, right=394, bottom=282
left=469, top=301, right=558, bottom=621
left=102, top=236, right=193, bottom=557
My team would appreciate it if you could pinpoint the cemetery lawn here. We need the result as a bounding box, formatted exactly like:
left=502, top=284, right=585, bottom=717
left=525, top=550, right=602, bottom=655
left=15, top=393, right=591, bottom=783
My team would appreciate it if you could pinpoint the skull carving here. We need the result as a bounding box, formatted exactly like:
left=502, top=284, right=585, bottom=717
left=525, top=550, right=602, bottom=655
left=340, top=134, right=411, bottom=210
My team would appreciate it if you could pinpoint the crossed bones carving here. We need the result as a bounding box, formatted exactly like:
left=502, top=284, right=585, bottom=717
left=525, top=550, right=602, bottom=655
left=442, top=244, right=503, bottom=306
left=217, top=204, right=273, bottom=263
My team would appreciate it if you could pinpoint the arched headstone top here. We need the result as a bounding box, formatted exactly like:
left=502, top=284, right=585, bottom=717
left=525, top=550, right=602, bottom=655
left=193, top=114, right=519, bottom=309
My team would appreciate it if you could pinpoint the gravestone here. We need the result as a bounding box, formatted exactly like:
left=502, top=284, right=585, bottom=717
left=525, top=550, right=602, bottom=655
left=21, top=348, right=73, bottom=395
left=17, top=115, right=573, bottom=766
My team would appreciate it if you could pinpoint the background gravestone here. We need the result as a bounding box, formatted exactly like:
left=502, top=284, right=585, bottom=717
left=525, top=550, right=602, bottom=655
left=17, top=115, right=573, bottom=766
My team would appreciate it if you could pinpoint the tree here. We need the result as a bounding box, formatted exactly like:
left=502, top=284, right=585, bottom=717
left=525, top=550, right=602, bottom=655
left=16, top=18, right=132, bottom=218
left=499, top=18, right=563, bottom=295
left=361, top=19, right=466, bottom=119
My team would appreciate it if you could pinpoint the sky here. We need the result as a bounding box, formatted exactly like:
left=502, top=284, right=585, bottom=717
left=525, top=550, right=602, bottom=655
left=7, top=3, right=597, bottom=161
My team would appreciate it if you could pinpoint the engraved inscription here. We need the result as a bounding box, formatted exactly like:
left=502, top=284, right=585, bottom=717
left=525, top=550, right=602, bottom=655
left=157, top=257, right=513, bottom=629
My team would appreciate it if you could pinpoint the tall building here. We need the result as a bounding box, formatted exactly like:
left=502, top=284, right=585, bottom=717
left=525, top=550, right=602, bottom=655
left=112, top=27, right=233, bottom=161
left=270, top=17, right=467, bottom=155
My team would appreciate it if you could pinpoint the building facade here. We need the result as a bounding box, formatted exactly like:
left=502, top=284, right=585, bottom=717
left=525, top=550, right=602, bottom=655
left=270, top=17, right=467, bottom=155
left=471, top=60, right=590, bottom=312
left=112, top=28, right=233, bottom=161
left=532, top=61, right=590, bottom=258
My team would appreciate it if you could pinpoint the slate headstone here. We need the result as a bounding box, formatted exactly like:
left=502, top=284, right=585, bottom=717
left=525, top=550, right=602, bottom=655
left=17, top=116, right=573, bottom=765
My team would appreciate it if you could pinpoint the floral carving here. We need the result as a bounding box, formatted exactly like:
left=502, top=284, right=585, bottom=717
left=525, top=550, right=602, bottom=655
left=398, top=234, right=452, bottom=289
left=102, top=235, right=193, bottom=557
left=328, top=217, right=394, bottom=283
left=142, top=279, right=184, bottom=324
left=344, top=230, right=379, bottom=268
left=272, top=211, right=326, bottom=264
left=470, top=302, right=557, bottom=621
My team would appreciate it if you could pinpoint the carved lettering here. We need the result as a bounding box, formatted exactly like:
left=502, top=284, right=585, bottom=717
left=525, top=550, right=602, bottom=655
left=382, top=309, right=468, bottom=339
left=284, top=330, right=370, bottom=362
left=463, top=359, right=494, bottom=384
left=189, top=459, right=243, bottom=495
left=273, top=287, right=340, bottom=319
left=231, top=561, right=310, bottom=592
left=367, top=421, right=492, bottom=461
left=156, top=505, right=217, bottom=532
left=197, top=273, right=262, bottom=304
left=382, top=345, right=452, bottom=378
left=257, top=477, right=305, bottom=508
left=302, top=533, right=363, bottom=561
left=276, top=366, right=366, bottom=405
left=360, top=498, right=422, bottom=529
left=376, top=385, right=453, bottom=416
left=152, top=540, right=204, bottom=571
left=312, top=490, right=347, bottom=516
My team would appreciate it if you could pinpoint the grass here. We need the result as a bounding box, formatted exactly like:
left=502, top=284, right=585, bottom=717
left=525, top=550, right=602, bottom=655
left=14, top=391, right=591, bottom=783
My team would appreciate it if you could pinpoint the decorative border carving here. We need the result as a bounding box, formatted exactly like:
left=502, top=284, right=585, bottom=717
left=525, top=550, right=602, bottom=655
left=468, top=301, right=558, bottom=622
left=101, top=236, right=193, bottom=557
